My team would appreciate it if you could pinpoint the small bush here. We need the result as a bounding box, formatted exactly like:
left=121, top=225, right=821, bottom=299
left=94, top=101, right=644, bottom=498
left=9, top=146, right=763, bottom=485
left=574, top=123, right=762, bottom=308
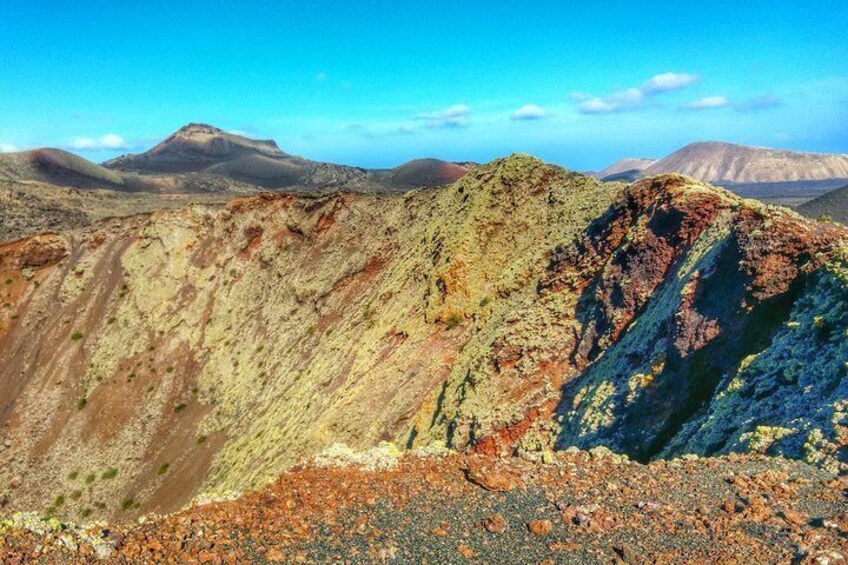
left=445, top=313, right=463, bottom=329
left=94, top=501, right=106, bottom=510
left=106, top=317, right=116, bottom=325
left=479, top=297, right=491, bottom=308
left=166, top=366, right=174, bottom=373
left=70, top=331, right=84, bottom=341
left=77, top=398, right=87, bottom=410
left=101, top=468, right=118, bottom=480
left=68, top=471, right=79, bottom=480
left=174, top=403, right=187, bottom=413
left=4, top=279, right=11, bottom=286
left=54, top=495, right=65, bottom=507
left=79, top=508, right=92, bottom=518
left=120, top=497, right=134, bottom=511
left=157, top=463, right=169, bottom=476
left=85, top=473, right=96, bottom=484
left=70, top=490, right=82, bottom=501
left=196, top=435, right=207, bottom=445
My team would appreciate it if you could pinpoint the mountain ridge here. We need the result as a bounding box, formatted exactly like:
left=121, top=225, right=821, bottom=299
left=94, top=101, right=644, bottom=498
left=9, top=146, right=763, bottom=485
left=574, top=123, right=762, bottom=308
left=1, top=155, right=845, bottom=525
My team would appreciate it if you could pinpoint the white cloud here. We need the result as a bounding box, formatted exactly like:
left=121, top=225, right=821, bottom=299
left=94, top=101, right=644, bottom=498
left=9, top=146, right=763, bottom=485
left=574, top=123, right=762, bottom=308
left=579, top=98, right=619, bottom=114
left=69, top=133, right=130, bottom=150
left=682, top=96, right=732, bottom=110
left=680, top=93, right=781, bottom=112
left=577, top=72, right=699, bottom=114
left=0, top=143, right=17, bottom=153
left=511, top=104, right=548, bottom=121
left=643, top=72, right=699, bottom=93
left=416, top=104, right=470, bottom=129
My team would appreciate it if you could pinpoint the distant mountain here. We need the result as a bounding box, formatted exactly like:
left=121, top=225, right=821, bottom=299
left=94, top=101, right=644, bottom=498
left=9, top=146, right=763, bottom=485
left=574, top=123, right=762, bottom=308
left=104, top=124, right=375, bottom=190
left=0, top=148, right=128, bottom=190
left=104, top=124, right=287, bottom=173
left=596, top=157, right=656, bottom=182
left=103, top=124, right=475, bottom=191
left=389, top=158, right=471, bottom=187
left=643, top=141, right=848, bottom=184
left=798, top=183, right=848, bottom=223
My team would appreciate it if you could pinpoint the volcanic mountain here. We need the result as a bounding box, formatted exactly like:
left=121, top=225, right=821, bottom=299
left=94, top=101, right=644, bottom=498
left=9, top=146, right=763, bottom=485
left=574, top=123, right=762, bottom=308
left=643, top=142, right=848, bottom=184
left=597, top=142, right=848, bottom=206
left=595, top=157, right=656, bottom=182
left=0, top=148, right=129, bottom=190
left=1, top=155, right=845, bottom=530
left=104, top=124, right=289, bottom=174
left=102, top=124, right=368, bottom=190
left=798, top=183, right=848, bottom=224
left=388, top=158, right=471, bottom=187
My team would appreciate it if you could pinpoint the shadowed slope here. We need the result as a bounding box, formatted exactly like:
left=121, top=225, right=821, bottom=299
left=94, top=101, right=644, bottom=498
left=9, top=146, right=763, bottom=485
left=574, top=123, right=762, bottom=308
left=798, top=184, right=848, bottom=224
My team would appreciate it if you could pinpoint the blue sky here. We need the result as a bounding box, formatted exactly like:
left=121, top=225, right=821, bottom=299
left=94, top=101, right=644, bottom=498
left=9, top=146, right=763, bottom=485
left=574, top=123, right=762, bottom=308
left=1, top=1, right=847, bottom=170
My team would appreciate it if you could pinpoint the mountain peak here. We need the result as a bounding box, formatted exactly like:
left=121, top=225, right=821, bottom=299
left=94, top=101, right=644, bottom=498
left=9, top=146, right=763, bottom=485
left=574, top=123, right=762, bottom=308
left=173, top=123, right=227, bottom=136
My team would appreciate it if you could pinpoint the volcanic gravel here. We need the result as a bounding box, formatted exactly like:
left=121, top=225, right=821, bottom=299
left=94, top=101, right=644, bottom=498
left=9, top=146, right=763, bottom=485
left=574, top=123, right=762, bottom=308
left=1, top=450, right=846, bottom=564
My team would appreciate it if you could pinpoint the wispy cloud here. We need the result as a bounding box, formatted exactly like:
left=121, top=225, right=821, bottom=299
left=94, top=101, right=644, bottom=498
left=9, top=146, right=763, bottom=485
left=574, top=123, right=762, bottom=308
left=734, top=93, right=782, bottom=112
left=576, top=72, right=699, bottom=114
left=0, top=143, right=17, bottom=153
left=346, top=123, right=377, bottom=140
left=416, top=104, right=470, bottom=129
left=680, top=93, right=782, bottom=112
left=511, top=104, right=548, bottom=121
left=69, top=133, right=131, bottom=150
left=682, top=96, right=732, bottom=110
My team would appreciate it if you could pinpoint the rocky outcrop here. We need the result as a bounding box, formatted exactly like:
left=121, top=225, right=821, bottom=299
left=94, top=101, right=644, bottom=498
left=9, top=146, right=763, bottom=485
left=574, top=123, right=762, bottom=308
left=417, top=173, right=846, bottom=472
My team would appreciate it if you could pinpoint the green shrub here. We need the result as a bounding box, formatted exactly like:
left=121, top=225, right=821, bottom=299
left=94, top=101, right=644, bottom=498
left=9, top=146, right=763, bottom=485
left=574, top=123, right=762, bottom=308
left=157, top=463, right=169, bottom=476
left=68, top=471, right=79, bottom=480
left=79, top=508, right=92, bottom=518
left=445, top=313, right=463, bottom=329
left=174, top=403, right=187, bottom=413
left=77, top=398, right=87, bottom=410
left=70, top=331, right=84, bottom=341
left=196, top=435, right=207, bottom=445
left=120, top=497, right=134, bottom=511
left=4, top=279, right=11, bottom=286
left=70, top=490, right=82, bottom=501
left=101, top=468, right=118, bottom=480
left=85, top=473, right=96, bottom=484
left=54, top=495, right=65, bottom=507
